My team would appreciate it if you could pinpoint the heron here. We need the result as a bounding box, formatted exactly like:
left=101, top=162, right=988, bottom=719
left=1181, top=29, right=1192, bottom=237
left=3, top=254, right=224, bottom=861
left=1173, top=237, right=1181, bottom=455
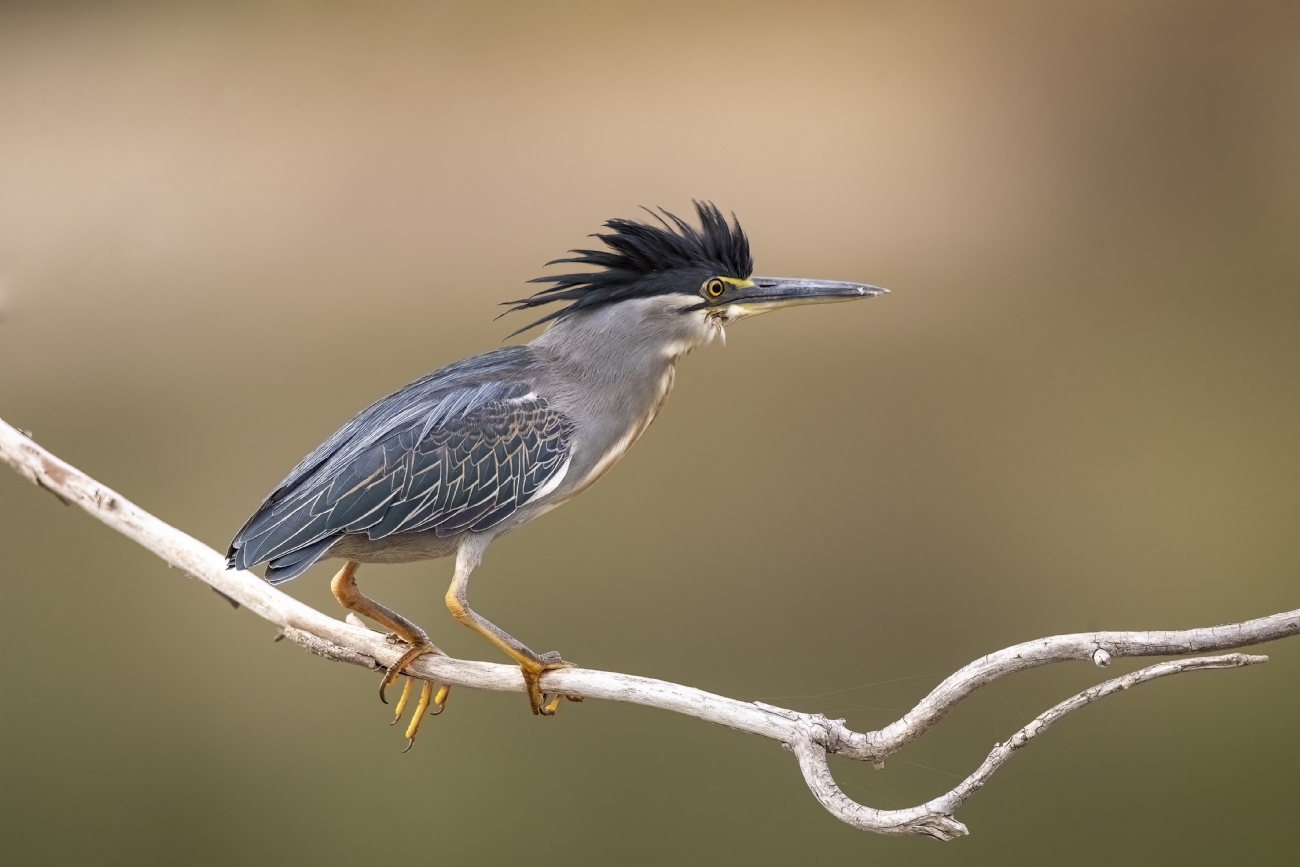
left=227, top=202, right=886, bottom=748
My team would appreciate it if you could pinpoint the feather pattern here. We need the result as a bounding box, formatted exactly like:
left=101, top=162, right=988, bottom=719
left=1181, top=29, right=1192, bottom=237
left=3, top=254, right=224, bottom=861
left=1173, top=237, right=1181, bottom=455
left=227, top=346, right=574, bottom=583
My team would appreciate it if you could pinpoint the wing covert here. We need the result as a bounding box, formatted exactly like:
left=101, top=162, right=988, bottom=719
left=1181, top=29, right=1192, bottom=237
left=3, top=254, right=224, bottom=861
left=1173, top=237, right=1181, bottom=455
left=229, top=389, right=574, bottom=575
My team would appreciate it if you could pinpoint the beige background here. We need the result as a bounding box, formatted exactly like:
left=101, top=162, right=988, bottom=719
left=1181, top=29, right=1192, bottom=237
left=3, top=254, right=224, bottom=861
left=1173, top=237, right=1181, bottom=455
left=2, top=2, right=1298, bottom=863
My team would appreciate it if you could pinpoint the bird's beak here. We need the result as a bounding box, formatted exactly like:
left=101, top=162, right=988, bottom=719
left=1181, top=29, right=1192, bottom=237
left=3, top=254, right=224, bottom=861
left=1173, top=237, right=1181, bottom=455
left=722, top=277, right=888, bottom=319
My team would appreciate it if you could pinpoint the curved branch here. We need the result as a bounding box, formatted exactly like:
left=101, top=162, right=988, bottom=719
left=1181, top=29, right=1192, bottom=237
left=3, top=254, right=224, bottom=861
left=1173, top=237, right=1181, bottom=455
left=785, top=652, right=1266, bottom=839
left=836, top=610, right=1299, bottom=763
left=1, top=417, right=1292, bottom=838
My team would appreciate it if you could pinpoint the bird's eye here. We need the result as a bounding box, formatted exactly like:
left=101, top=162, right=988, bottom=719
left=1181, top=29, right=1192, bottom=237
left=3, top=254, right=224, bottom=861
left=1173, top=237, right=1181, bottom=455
left=704, top=278, right=726, bottom=299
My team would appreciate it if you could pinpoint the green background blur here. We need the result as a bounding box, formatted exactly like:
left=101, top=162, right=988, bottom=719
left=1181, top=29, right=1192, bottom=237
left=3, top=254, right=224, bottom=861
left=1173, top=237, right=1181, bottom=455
left=2, top=2, right=1298, bottom=864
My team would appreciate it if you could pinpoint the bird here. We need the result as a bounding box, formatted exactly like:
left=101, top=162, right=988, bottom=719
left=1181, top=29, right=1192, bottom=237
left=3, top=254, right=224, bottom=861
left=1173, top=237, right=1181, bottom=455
left=227, top=201, right=886, bottom=748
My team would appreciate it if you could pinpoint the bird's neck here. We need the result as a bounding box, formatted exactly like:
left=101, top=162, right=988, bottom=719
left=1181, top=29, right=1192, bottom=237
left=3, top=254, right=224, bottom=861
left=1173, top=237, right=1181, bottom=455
left=529, top=295, right=717, bottom=385
left=527, top=296, right=717, bottom=495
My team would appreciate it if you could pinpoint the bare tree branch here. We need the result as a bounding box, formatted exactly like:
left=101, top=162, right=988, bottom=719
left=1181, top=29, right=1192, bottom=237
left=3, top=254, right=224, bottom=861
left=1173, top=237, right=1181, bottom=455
left=2, top=416, right=1293, bottom=839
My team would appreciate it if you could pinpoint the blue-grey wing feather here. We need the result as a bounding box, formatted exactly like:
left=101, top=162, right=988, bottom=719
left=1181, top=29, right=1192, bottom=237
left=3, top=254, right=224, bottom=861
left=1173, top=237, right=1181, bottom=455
left=227, top=346, right=573, bottom=583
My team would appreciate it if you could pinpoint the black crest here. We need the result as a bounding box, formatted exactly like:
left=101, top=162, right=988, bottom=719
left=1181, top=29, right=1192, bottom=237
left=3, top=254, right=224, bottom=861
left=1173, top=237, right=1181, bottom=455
left=505, top=201, right=752, bottom=334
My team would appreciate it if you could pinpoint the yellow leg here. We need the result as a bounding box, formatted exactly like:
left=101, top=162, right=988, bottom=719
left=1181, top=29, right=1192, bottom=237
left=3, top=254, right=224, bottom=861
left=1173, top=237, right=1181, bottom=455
left=444, top=546, right=581, bottom=715
left=330, top=561, right=448, bottom=748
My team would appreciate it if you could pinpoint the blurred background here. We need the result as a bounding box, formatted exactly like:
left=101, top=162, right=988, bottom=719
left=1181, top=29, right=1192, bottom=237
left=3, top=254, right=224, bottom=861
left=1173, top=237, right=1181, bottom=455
left=2, top=1, right=1298, bottom=863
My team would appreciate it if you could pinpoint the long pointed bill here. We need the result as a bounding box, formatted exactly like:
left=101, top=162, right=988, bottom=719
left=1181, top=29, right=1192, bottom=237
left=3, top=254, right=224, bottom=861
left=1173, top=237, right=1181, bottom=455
left=724, top=277, right=888, bottom=319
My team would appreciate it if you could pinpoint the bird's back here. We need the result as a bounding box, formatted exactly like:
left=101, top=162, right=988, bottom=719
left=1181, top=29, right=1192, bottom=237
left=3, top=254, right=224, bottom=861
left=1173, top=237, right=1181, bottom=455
left=227, top=345, right=574, bottom=583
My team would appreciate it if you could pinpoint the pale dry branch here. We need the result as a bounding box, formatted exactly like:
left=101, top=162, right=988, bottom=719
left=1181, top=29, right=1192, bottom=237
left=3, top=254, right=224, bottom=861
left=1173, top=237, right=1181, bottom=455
left=2, top=416, right=1293, bottom=838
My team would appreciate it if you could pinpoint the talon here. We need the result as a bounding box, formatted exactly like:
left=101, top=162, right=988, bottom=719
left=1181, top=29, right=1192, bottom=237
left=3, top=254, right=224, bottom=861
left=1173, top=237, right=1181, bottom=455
left=397, top=681, right=450, bottom=750
left=327, top=563, right=449, bottom=750
left=379, top=667, right=399, bottom=704
left=401, top=679, right=435, bottom=751
left=430, top=684, right=450, bottom=715
left=522, top=667, right=544, bottom=715
left=384, top=644, right=449, bottom=749
left=379, top=641, right=440, bottom=705
left=520, top=653, right=577, bottom=715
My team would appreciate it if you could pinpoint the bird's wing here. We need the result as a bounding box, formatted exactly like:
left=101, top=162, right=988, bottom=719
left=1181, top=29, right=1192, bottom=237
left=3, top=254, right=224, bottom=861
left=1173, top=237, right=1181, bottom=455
left=228, top=349, right=574, bottom=581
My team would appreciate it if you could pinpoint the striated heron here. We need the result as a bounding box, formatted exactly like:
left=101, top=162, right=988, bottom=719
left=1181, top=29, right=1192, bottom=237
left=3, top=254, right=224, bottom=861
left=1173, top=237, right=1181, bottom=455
left=227, top=202, right=886, bottom=747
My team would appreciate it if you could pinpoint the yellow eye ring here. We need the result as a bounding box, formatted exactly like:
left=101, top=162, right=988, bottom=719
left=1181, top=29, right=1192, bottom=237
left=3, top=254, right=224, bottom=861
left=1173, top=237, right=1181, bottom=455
left=705, top=278, right=726, bottom=299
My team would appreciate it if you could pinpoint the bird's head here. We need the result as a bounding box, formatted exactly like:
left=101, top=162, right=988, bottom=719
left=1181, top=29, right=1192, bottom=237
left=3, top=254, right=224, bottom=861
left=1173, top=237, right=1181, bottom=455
left=505, top=201, right=886, bottom=345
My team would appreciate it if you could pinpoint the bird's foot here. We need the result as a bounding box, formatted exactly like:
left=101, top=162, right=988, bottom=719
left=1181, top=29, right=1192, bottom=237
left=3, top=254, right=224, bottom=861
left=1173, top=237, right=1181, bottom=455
left=380, top=636, right=449, bottom=751
left=521, top=650, right=582, bottom=715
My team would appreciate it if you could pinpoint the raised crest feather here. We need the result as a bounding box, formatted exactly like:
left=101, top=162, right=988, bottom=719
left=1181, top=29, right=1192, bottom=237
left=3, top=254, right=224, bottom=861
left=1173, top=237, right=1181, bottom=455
left=503, top=200, right=752, bottom=335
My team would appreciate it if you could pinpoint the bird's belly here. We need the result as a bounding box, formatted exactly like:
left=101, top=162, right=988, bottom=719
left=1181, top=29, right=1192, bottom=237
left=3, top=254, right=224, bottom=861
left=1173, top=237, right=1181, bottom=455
left=329, top=529, right=460, bottom=564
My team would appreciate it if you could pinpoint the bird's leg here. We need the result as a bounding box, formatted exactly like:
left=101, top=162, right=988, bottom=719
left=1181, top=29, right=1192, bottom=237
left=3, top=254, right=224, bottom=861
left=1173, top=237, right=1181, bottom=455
left=330, top=560, right=449, bottom=747
left=445, top=546, right=581, bottom=715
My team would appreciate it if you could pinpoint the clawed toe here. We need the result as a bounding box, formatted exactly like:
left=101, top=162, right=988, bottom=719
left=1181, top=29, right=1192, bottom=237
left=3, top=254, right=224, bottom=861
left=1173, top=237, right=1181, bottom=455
left=329, top=563, right=450, bottom=750
left=521, top=653, right=580, bottom=716
left=539, top=691, right=584, bottom=714
left=379, top=640, right=442, bottom=703
left=379, top=641, right=449, bottom=750
left=391, top=676, right=451, bottom=752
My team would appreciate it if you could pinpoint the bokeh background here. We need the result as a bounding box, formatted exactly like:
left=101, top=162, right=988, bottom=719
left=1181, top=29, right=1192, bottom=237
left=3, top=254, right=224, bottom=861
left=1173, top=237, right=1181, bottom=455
left=2, top=1, right=1299, bottom=864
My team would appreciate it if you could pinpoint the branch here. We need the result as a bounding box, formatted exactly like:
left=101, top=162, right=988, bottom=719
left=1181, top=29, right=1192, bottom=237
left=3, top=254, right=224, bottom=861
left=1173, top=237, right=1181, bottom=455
left=2, top=416, right=1293, bottom=839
